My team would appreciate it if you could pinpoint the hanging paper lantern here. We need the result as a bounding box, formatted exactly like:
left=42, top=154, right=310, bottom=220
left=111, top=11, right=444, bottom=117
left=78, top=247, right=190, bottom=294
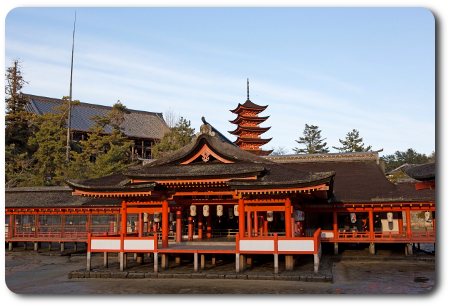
left=280, top=212, right=285, bottom=221
left=387, top=212, right=393, bottom=223
left=203, top=205, right=210, bottom=217
left=216, top=205, right=223, bottom=216
left=350, top=213, right=356, bottom=223
left=154, top=212, right=161, bottom=223
left=169, top=212, right=174, bottom=222
left=425, top=211, right=431, bottom=222
left=228, top=208, right=234, bottom=219
left=295, top=210, right=305, bottom=222
left=234, top=205, right=239, bottom=216
left=143, top=213, right=148, bottom=223
left=267, top=211, right=273, bottom=222
left=190, top=205, right=197, bottom=216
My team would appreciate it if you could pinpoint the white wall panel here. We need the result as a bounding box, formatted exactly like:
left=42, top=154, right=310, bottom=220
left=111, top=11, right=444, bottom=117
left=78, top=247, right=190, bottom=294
left=124, top=239, right=154, bottom=251
left=278, top=240, right=314, bottom=252
left=240, top=240, right=274, bottom=252
left=91, top=239, right=121, bottom=251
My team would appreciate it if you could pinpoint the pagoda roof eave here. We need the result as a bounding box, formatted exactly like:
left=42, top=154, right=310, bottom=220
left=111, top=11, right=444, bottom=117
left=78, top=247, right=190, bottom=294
left=229, top=115, right=270, bottom=124
left=234, top=137, right=273, bottom=145
left=228, top=126, right=271, bottom=135
left=230, top=100, right=268, bottom=113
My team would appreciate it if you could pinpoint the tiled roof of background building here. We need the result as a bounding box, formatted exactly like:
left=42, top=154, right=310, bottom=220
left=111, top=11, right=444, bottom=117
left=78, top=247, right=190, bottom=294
left=24, top=94, right=170, bottom=140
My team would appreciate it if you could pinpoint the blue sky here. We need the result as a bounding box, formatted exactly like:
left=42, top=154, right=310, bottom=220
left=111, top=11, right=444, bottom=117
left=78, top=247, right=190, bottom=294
left=4, top=7, right=435, bottom=156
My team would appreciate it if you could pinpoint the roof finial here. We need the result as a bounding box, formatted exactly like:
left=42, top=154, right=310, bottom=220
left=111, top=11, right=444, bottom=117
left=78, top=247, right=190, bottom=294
left=247, top=78, right=249, bottom=100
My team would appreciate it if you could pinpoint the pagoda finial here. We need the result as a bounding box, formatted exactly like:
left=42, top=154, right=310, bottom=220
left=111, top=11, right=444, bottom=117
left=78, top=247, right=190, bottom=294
left=247, top=78, right=249, bottom=100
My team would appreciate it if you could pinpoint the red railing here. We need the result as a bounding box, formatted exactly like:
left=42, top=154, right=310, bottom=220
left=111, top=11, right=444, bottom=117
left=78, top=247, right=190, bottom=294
left=327, top=230, right=436, bottom=242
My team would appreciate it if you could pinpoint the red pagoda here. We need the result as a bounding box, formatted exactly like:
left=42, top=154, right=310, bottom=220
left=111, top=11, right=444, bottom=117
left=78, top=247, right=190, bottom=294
left=229, top=79, right=272, bottom=156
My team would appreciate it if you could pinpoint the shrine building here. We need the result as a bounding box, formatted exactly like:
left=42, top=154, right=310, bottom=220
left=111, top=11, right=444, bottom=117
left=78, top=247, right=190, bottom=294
left=5, top=115, right=435, bottom=274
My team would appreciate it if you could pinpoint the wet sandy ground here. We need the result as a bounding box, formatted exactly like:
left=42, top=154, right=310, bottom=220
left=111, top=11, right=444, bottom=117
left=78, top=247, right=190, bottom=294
left=5, top=243, right=435, bottom=294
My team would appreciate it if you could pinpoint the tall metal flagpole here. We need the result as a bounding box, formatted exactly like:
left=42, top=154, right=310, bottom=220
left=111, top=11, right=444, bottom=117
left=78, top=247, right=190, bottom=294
left=66, top=12, right=76, bottom=163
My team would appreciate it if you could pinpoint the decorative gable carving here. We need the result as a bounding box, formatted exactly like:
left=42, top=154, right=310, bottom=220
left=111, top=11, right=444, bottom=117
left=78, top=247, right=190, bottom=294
left=180, top=144, right=234, bottom=165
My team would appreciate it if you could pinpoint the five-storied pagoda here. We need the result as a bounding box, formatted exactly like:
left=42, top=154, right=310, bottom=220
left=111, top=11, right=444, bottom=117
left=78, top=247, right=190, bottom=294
left=229, top=79, right=272, bottom=156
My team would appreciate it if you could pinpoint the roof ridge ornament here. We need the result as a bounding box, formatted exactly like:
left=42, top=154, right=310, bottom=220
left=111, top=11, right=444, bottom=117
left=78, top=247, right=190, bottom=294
left=199, top=117, right=215, bottom=136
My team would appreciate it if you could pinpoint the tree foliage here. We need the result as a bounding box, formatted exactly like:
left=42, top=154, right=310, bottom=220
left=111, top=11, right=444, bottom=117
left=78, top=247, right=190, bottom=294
left=5, top=59, right=34, bottom=187
left=381, top=148, right=430, bottom=173
left=332, top=129, right=372, bottom=152
left=152, top=117, right=195, bottom=158
left=5, top=59, right=31, bottom=152
left=293, top=124, right=329, bottom=154
left=67, top=101, right=134, bottom=180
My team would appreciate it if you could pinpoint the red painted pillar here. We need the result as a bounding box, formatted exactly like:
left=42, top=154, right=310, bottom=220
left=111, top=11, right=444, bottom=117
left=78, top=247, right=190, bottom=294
left=253, top=210, right=258, bottom=236
left=247, top=210, right=252, bottom=237
left=188, top=216, right=194, bottom=241
left=121, top=201, right=127, bottom=237
left=264, top=212, right=268, bottom=236
left=333, top=211, right=338, bottom=238
left=198, top=210, right=203, bottom=239
left=162, top=200, right=169, bottom=248
left=207, top=214, right=212, bottom=238
left=238, top=198, right=245, bottom=238
left=152, top=213, right=158, bottom=233
left=369, top=210, right=374, bottom=240
left=398, top=212, right=403, bottom=233
left=138, top=213, right=144, bottom=237
left=290, top=207, right=295, bottom=237
left=176, top=210, right=182, bottom=243
left=285, top=198, right=292, bottom=238
left=406, top=209, right=411, bottom=239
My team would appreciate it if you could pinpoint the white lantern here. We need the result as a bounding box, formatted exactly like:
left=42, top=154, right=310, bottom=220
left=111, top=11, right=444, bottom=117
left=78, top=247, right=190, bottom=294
left=295, top=210, right=305, bottom=222
left=217, top=205, right=224, bottom=217
left=190, top=205, right=197, bottom=216
left=267, top=211, right=273, bottom=222
left=350, top=213, right=356, bottom=223
left=169, top=212, right=174, bottom=222
left=387, top=212, right=393, bottom=223
left=203, top=205, right=210, bottom=217
left=143, top=213, right=148, bottom=223
left=234, top=205, right=239, bottom=216
left=425, top=211, right=431, bottom=222
left=228, top=208, right=234, bottom=219
left=280, top=212, right=285, bottom=221
left=154, top=213, right=161, bottom=223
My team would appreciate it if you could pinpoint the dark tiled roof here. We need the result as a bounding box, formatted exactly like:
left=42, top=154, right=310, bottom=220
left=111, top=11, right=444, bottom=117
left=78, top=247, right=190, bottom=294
left=5, top=186, right=121, bottom=208
left=60, top=120, right=434, bottom=204
left=283, top=160, right=434, bottom=203
left=401, top=163, right=435, bottom=181
left=24, top=94, right=170, bottom=140
left=109, top=126, right=335, bottom=189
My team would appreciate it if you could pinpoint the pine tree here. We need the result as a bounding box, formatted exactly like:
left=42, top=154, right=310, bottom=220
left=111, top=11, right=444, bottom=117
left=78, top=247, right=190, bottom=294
left=152, top=117, right=195, bottom=158
left=332, top=129, right=372, bottom=152
left=27, top=112, right=68, bottom=186
left=23, top=97, right=80, bottom=186
left=67, top=101, right=135, bottom=180
left=5, top=59, right=34, bottom=187
left=5, top=59, right=31, bottom=152
left=293, top=124, right=329, bottom=154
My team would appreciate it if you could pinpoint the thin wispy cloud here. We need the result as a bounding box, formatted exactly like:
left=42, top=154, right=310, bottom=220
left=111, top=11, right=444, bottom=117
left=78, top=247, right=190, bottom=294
left=5, top=7, right=435, bottom=156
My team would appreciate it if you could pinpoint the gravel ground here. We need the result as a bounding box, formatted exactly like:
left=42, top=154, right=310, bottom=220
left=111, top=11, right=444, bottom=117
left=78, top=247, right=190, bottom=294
left=4, top=242, right=436, bottom=294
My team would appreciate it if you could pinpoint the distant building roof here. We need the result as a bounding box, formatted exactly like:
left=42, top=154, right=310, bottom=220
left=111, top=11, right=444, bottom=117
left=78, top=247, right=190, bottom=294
left=23, top=94, right=170, bottom=140
left=385, top=163, right=414, bottom=176
left=401, top=163, right=435, bottom=181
